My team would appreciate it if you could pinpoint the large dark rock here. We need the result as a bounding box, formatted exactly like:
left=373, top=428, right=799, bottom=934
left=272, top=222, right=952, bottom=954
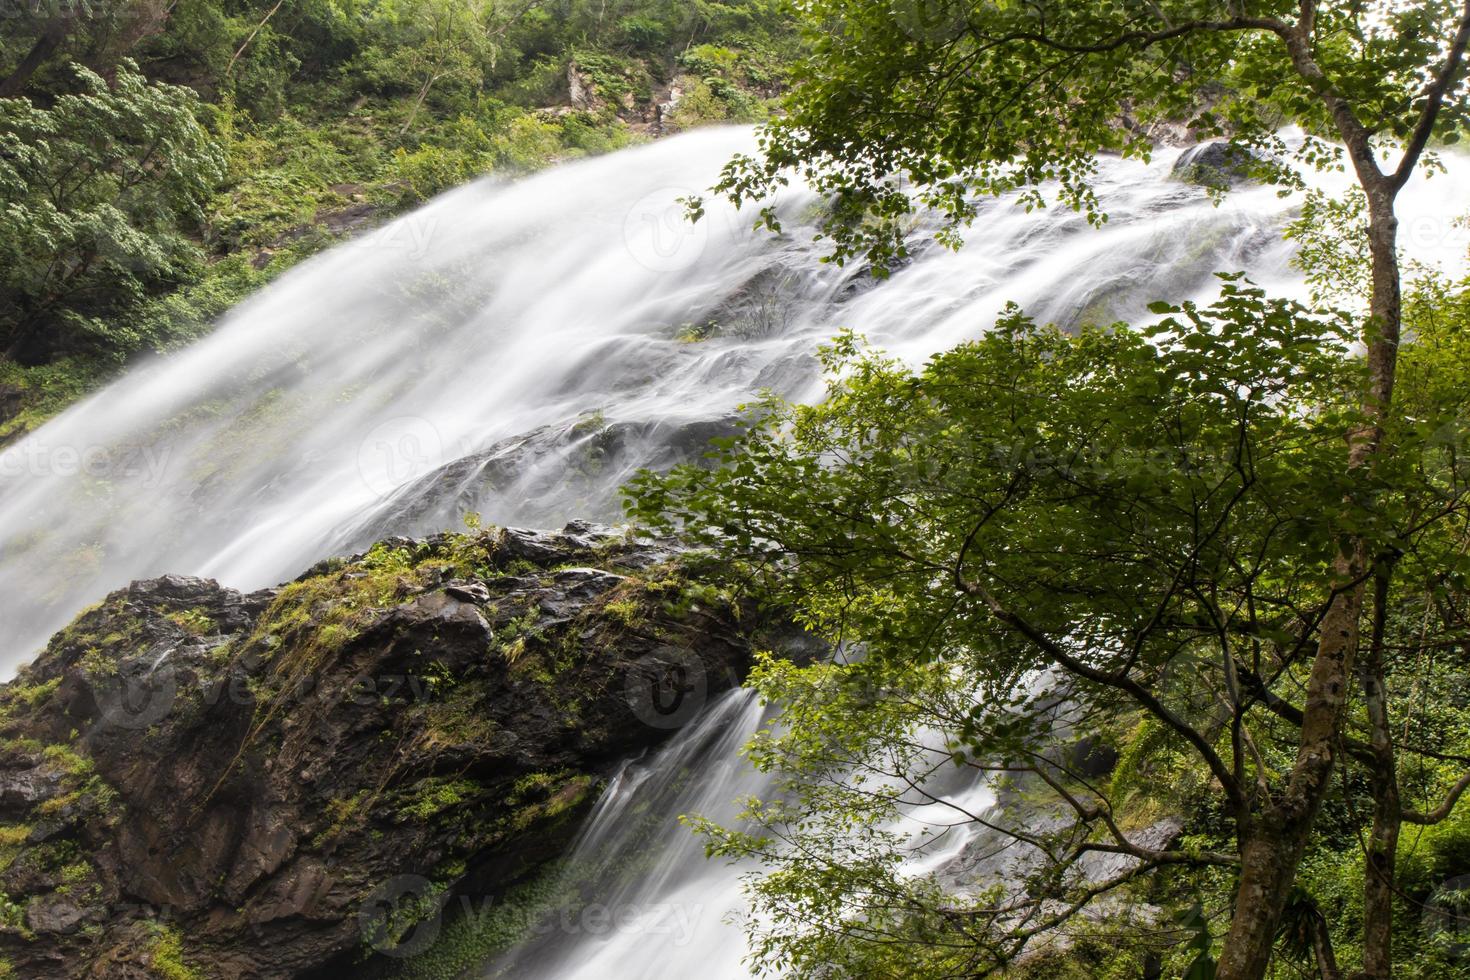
left=0, top=523, right=780, bottom=978
left=1172, top=140, right=1263, bottom=189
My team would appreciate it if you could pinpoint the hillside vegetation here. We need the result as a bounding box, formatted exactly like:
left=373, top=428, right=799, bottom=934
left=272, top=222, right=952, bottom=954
left=0, top=0, right=796, bottom=440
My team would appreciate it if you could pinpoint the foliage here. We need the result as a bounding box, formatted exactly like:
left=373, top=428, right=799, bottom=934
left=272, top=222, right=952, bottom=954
left=711, top=0, right=1470, bottom=270
left=0, top=0, right=797, bottom=429
left=146, top=923, right=202, bottom=980
left=0, top=62, right=224, bottom=364
left=666, top=77, right=751, bottom=132
left=626, top=277, right=1470, bottom=976
left=669, top=3, right=1470, bottom=975
left=0, top=357, right=111, bottom=444
left=632, top=282, right=1368, bottom=676
left=399, top=778, right=482, bottom=822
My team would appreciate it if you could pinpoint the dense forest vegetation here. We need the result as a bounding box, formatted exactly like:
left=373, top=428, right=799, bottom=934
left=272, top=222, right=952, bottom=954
left=0, top=0, right=796, bottom=439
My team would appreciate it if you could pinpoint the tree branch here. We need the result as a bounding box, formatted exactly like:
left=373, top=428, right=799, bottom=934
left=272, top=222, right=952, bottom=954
left=1403, top=771, right=1470, bottom=825
left=993, top=16, right=1290, bottom=57
left=1392, top=0, right=1470, bottom=191
left=227, top=0, right=287, bottom=77
left=955, top=575, right=1245, bottom=808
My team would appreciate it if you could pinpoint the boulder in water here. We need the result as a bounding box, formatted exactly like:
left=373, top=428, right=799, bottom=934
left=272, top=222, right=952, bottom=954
left=1172, top=140, right=1262, bottom=189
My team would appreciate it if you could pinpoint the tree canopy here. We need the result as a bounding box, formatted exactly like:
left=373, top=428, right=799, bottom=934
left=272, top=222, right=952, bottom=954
left=0, top=62, right=224, bottom=364
left=712, top=0, right=1470, bottom=269
left=628, top=276, right=1470, bottom=979
left=634, top=2, right=1470, bottom=978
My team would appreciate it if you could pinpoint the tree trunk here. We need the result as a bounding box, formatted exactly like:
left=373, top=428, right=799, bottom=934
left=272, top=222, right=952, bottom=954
left=1350, top=188, right=1404, bottom=980
left=1360, top=188, right=1402, bottom=442
left=0, top=17, right=71, bottom=99
left=1217, top=522, right=1368, bottom=980
left=1358, top=568, right=1401, bottom=979
left=1217, top=818, right=1317, bottom=979
left=1217, top=167, right=1404, bottom=980
left=1359, top=716, right=1400, bottom=980
left=1313, top=907, right=1343, bottom=980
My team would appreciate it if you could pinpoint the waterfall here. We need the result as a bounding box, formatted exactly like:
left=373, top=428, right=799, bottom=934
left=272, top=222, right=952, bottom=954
left=1, top=125, right=1466, bottom=976
left=8, top=127, right=1465, bottom=671
left=487, top=690, right=779, bottom=980
left=481, top=685, right=1004, bottom=980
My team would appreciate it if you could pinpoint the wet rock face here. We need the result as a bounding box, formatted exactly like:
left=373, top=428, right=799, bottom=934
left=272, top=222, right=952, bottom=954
left=341, top=416, right=746, bottom=542
left=0, top=383, right=21, bottom=423
left=1172, top=140, right=1262, bottom=189
left=0, top=523, right=770, bottom=978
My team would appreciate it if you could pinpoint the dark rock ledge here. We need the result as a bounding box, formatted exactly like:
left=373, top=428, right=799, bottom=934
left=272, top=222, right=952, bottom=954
left=0, top=523, right=783, bottom=978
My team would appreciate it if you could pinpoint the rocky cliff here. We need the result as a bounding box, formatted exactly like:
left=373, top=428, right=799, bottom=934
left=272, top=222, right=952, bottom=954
left=0, top=522, right=774, bottom=978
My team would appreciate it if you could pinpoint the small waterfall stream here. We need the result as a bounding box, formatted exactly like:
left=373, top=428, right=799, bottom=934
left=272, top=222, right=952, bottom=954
left=1, top=126, right=1467, bottom=977
left=488, top=690, right=778, bottom=979
left=484, top=686, right=1002, bottom=979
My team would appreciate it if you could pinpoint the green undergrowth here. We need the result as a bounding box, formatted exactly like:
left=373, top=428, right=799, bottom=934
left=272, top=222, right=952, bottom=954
left=0, top=359, right=113, bottom=445
left=146, top=922, right=203, bottom=980
left=0, top=2, right=799, bottom=432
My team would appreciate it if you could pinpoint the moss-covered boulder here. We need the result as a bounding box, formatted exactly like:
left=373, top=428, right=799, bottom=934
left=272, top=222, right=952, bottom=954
left=0, top=522, right=775, bottom=978
left=1170, top=140, right=1262, bottom=189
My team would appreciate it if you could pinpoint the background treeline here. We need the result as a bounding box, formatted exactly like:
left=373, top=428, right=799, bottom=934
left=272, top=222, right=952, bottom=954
left=0, top=0, right=796, bottom=439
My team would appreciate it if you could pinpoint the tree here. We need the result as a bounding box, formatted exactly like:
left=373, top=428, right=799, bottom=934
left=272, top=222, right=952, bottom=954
left=356, top=0, right=556, bottom=136
left=684, top=3, right=1470, bottom=976
left=0, top=62, right=224, bottom=363
left=0, top=0, right=173, bottom=98
left=629, top=280, right=1470, bottom=978
left=360, top=0, right=493, bottom=135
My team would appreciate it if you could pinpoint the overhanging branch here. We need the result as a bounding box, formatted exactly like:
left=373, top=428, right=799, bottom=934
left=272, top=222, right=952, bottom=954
left=1393, top=0, right=1470, bottom=191
left=1403, top=770, right=1470, bottom=825
left=955, top=574, right=1245, bottom=809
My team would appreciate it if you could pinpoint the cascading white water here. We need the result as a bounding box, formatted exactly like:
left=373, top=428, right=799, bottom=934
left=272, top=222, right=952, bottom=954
left=7, top=126, right=1465, bottom=672
left=482, top=685, right=1006, bottom=980
left=1, top=125, right=1468, bottom=976
left=487, top=689, right=780, bottom=980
